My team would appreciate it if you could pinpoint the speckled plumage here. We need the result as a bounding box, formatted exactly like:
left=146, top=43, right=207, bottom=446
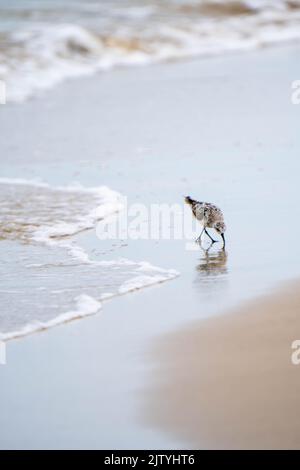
left=185, top=196, right=226, bottom=247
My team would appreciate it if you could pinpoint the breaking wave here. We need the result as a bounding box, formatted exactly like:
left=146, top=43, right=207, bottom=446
left=1, top=0, right=300, bottom=102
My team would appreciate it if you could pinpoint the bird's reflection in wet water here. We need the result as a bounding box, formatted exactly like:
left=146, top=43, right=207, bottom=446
left=194, top=242, right=229, bottom=297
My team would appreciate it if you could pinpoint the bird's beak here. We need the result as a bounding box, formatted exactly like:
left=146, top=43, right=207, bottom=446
left=221, top=233, right=226, bottom=249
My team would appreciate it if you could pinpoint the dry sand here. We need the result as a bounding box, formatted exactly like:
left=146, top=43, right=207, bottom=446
left=147, top=281, right=300, bottom=449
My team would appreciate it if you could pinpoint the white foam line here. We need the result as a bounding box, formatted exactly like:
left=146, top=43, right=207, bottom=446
left=0, top=177, right=50, bottom=188
left=0, top=176, right=121, bottom=196
left=0, top=294, right=101, bottom=342
left=118, top=271, right=179, bottom=295
left=0, top=176, right=124, bottom=263
left=0, top=265, right=179, bottom=341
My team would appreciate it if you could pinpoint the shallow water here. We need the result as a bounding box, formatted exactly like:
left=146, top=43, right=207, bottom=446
left=0, top=179, right=177, bottom=339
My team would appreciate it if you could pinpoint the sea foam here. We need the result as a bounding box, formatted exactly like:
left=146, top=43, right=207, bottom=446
left=0, top=294, right=102, bottom=341
left=0, top=178, right=179, bottom=340
left=1, top=0, right=300, bottom=102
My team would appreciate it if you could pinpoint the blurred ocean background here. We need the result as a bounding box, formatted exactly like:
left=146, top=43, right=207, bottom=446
left=1, top=0, right=300, bottom=101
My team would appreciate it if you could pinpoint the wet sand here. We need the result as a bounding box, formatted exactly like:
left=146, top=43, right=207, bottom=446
left=146, top=281, right=300, bottom=449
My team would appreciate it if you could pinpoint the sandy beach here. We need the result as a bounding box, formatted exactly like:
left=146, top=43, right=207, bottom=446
left=146, top=281, right=300, bottom=449
left=0, top=32, right=300, bottom=449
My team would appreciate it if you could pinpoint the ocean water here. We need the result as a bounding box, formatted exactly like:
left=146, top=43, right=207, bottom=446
left=1, top=0, right=300, bottom=101
left=0, top=178, right=178, bottom=340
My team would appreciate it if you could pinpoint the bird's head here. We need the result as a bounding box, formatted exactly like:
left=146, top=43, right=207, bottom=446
left=214, top=221, right=226, bottom=247
left=184, top=196, right=192, bottom=205
left=214, top=221, right=226, bottom=235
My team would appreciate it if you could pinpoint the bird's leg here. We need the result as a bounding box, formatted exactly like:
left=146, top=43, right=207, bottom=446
left=204, top=228, right=218, bottom=243
left=195, top=227, right=205, bottom=243
left=221, top=233, right=226, bottom=249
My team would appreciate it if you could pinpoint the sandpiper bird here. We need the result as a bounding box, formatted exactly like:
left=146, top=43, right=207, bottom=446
left=185, top=196, right=226, bottom=248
